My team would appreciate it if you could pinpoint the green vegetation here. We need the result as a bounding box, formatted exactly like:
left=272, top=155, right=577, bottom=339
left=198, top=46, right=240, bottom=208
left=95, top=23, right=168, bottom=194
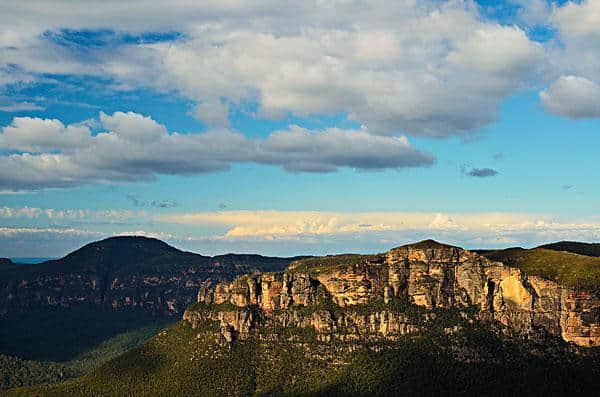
left=481, top=248, right=600, bottom=291
left=537, top=241, right=600, bottom=258
left=0, top=307, right=176, bottom=390
left=288, top=239, right=459, bottom=274
left=400, top=239, right=458, bottom=250
left=0, top=236, right=298, bottom=303
left=4, top=238, right=600, bottom=394
left=10, top=312, right=599, bottom=396
left=5, top=277, right=599, bottom=396
left=0, top=355, right=76, bottom=390
left=0, top=307, right=175, bottom=363
left=290, top=254, right=384, bottom=274
left=0, top=236, right=303, bottom=391
left=187, top=301, right=242, bottom=314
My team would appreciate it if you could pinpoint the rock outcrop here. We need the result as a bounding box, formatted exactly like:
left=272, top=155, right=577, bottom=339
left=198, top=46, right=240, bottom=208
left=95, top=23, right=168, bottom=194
left=186, top=240, right=600, bottom=347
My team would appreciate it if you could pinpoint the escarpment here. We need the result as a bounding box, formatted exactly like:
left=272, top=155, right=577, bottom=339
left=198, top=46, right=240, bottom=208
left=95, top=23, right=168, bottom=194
left=0, top=237, right=300, bottom=317
left=185, top=240, right=600, bottom=347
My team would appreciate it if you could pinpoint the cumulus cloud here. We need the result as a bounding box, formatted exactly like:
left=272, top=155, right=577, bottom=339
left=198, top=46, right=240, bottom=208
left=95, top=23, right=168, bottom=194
left=540, top=75, right=600, bottom=118
left=260, top=125, right=433, bottom=172
left=140, top=12, right=542, bottom=137
left=2, top=208, right=600, bottom=256
left=537, top=1, right=600, bottom=118
left=156, top=210, right=600, bottom=246
left=0, top=117, right=91, bottom=152
left=0, top=111, right=433, bottom=190
left=512, top=0, right=552, bottom=26
left=99, top=111, right=167, bottom=143
left=0, top=1, right=544, bottom=137
left=552, top=0, right=600, bottom=41
left=191, top=101, right=230, bottom=127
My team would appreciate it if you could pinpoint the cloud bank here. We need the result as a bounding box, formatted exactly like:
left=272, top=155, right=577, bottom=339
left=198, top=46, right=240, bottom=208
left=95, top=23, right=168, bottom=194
left=1, top=1, right=599, bottom=125
left=2, top=208, right=599, bottom=256
left=0, top=1, right=599, bottom=194
left=0, top=1, right=546, bottom=137
left=0, top=111, right=433, bottom=190
left=150, top=210, right=600, bottom=253
left=156, top=210, right=600, bottom=243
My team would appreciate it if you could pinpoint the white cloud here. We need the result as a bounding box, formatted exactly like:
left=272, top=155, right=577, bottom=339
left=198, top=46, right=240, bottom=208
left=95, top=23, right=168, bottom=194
left=0, top=1, right=544, bottom=137
left=552, top=0, right=600, bottom=41
left=99, top=111, right=167, bottom=143
left=0, top=117, right=91, bottom=152
left=0, top=102, right=44, bottom=112
left=1, top=208, right=599, bottom=256
left=191, top=101, right=230, bottom=127
left=260, top=125, right=434, bottom=172
left=0, top=206, right=142, bottom=220
left=446, top=25, right=542, bottom=78
left=0, top=189, right=34, bottom=195
left=116, top=230, right=176, bottom=240
left=0, top=111, right=433, bottom=190
left=512, top=0, right=552, bottom=26
left=156, top=210, right=600, bottom=244
left=137, top=11, right=542, bottom=137
left=0, top=227, right=103, bottom=238
left=538, top=1, right=600, bottom=118
left=540, top=75, right=600, bottom=118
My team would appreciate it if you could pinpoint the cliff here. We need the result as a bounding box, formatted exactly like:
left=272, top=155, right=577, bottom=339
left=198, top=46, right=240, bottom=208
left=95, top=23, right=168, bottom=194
left=0, top=236, right=301, bottom=317
left=13, top=240, right=600, bottom=396
left=186, top=240, right=600, bottom=347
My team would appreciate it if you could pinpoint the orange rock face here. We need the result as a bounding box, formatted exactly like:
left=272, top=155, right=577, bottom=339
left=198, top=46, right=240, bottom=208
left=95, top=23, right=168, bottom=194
left=192, top=241, right=600, bottom=347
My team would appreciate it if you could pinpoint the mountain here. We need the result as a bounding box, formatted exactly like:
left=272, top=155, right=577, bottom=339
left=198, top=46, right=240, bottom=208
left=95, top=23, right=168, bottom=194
left=0, top=236, right=304, bottom=317
left=14, top=240, right=600, bottom=396
left=0, top=236, right=305, bottom=389
left=537, top=241, right=600, bottom=257
left=0, top=258, right=14, bottom=266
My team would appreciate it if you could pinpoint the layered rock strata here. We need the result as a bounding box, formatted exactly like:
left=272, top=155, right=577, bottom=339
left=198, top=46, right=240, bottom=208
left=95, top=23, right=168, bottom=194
left=185, top=241, right=600, bottom=347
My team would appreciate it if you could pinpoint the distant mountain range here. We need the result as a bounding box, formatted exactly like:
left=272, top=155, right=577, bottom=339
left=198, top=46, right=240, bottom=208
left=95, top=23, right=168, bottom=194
left=8, top=258, right=56, bottom=264
left=2, top=237, right=600, bottom=394
left=537, top=241, right=600, bottom=257
left=0, top=236, right=307, bottom=390
left=7, top=239, right=599, bottom=396
left=0, top=236, right=306, bottom=317
left=1, top=237, right=598, bottom=318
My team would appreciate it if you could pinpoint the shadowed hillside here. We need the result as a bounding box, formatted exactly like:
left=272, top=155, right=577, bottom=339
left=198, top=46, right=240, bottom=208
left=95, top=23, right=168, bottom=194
left=537, top=241, right=600, bottom=258
left=11, top=240, right=600, bottom=396
left=0, top=236, right=304, bottom=317
left=0, top=236, right=304, bottom=389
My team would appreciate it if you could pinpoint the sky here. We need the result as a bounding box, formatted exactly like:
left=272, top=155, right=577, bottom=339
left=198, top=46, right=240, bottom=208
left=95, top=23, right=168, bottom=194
left=0, top=0, right=599, bottom=257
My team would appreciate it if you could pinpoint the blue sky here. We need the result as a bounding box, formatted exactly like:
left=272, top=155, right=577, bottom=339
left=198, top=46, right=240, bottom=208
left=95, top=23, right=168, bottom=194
left=0, top=0, right=599, bottom=257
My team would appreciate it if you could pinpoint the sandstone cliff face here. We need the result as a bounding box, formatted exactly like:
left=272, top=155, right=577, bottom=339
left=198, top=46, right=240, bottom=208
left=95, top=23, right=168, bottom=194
left=187, top=241, right=600, bottom=347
